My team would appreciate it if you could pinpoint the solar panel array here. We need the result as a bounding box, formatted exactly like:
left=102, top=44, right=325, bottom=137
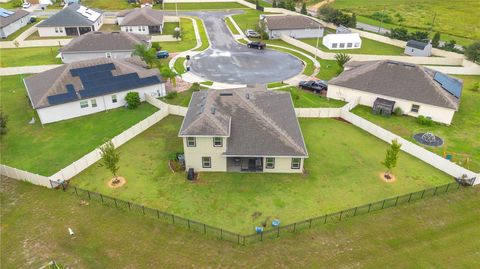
left=47, top=63, right=161, bottom=105
left=433, top=72, right=462, bottom=98
left=0, top=8, right=14, bottom=18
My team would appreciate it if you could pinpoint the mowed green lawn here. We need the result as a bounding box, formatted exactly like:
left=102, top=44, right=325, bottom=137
left=72, top=115, right=451, bottom=233
left=2, top=177, right=479, bottom=268
left=0, top=47, right=62, bottom=67
left=330, top=0, right=479, bottom=42
left=159, top=2, right=248, bottom=10
left=81, top=0, right=132, bottom=10
left=279, top=86, right=346, bottom=108
left=352, top=75, right=480, bottom=172
left=300, top=36, right=405, bottom=55
left=153, top=17, right=209, bottom=53
left=0, top=75, right=158, bottom=176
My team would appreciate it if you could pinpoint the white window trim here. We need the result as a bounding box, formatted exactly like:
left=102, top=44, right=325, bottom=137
left=80, top=100, right=89, bottom=108
left=291, top=158, right=301, bottom=169
left=112, top=94, right=117, bottom=103
left=213, top=137, right=222, bottom=147
left=265, top=157, right=275, bottom=169
left=202, top=157, right=211, bottom=168
left=187, top=137, right=196, bottom=147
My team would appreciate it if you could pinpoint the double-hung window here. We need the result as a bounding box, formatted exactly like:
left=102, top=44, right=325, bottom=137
left=80, top=100, right=88, bottom=108
left=112, top=95, right=117, bottom=103
left=91, top=99, right=97, bottom=107
left=411, top=104, right=420, bottom=113
left=202, top=157, right=211, bottom=168
left=291, top=158, right=301, bottom=169
left=265, top=157, right=275, bottom=169
left=187, top=137, right=196, bottom=147
left=213, top=137, right=222, bottom=147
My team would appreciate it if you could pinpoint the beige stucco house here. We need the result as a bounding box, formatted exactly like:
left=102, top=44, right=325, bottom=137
left=179, top=88, right=308, bottom=173
left=327, top=60, right=462, bottom=125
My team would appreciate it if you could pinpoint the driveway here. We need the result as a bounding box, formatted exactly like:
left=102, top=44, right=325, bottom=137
left=177, top=11, right=304, bottom=85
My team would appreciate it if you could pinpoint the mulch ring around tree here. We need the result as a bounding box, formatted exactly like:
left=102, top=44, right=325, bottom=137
left=107, top=177, right=126, bottom=189
left=379, top=172, right=396, bottom=183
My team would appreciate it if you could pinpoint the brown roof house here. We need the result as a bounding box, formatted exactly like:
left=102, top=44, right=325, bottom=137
left=261, top=14, right=324, bottom=40
left=179, top=88, right=308, bottom=173
left=0, top=8, right=31, bottom=39
left=60, top=31, right=151, bottom=63
left=117, top=7, right=164, bottom=35
left=24, top=57, right=166, bottom=124
left=327, top=60, right=463, bottom=124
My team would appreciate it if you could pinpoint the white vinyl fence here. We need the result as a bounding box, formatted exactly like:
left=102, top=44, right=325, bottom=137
left=295, top=107, right=341, bottom=118
left=0, top=164, right=52, bottom=188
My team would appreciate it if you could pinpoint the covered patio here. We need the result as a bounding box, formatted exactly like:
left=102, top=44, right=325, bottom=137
left=227, top=157, right=263, bottom=172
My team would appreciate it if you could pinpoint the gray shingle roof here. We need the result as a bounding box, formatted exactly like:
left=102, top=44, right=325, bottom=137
left=265, top=15, right=322, bottom=31
left=179, top=89, right=308, bottom=157
left=118, top=7, right=164, bottom=26
left=37, top=4, right=103, bottom=27
left=24, top=57, right=162, bottom=109
left=406, top=40, right=429, bottom=50
left=0, top=9, right=30, bottom=28
left=61, top=31, right=150, bottom=53
left=329, top=60, right=461, bottom=110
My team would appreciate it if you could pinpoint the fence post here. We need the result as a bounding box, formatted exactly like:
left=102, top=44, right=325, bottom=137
left=142, top=206, right=145, bottom=215
left=339, top=210, right=343, bottom=221
left=100, top=194, right=104, bottom=203
left=128, top=201, right=131, bottom=210
left=433, top=186, right=438, bottom=195
left=237, top=234, right=240, bottom=245
left=394, top=196, right=399, bottom=206
left=324, top=214, right=328, bottom=224
left=243, top=235, right=245, bottom=246
left=74, top=186, right=78, bottom=196
left=457, top=182, right=461, bottom=189
left=445, top=183, right=450, bottom=192
left=87, top=190, right=91, bottom=200
left=309, top=218, right=312, bottom=228
left=114, top=198, right=118, bottom=208
left=188, top=219, right=190, bottom=229
left=220, top=229, right=223, bottom=239
left=381, top=199, right=386, bottom=209
left=260, top=232, right=263, bottom=241
left=204, top=224, right=206, bottom=234
left=368, top=203, right=372, bottom=212
left=421, top=189, right=426, bottom=198
left=408, top=193, right=413, bottom=203
left=157, top=209, right=160, bottom=219
left=353, top=207, right=358, bottom=216
left=277, top=226, right=280, bottom=237
left=172, top=215, right=175, bottom=224
left=293, top=223, right=296, bottom=232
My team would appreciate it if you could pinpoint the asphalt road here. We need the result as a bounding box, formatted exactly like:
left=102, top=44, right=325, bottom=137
left=183, top=11, right=304, bottom=85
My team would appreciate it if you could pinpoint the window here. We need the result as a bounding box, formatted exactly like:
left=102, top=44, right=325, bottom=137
left=105, top=52, right=112, bottom=58
left=91, top=99, right=97, bottom=107
left=291, top=158, right=301, bottom=169
left=411, top=104, right=420, bottom=113
left=339, top=43, right=345, bottom=48
left=55, top=27, right=59, bottom=33
left=60, top=28, right=63, bottom=33
left=354, top=43, right=360, bottom=47
left=347, top=43, right=353, bottom=48
left=187, top=137, right=196, bottom=147
left=80, top=100, right=88, bottom=108
left=213, top=137, right=222, bottom=147
left=265, top=157, right=275, bottom=169
left=111, top=95, right=117, bottom=103
left=202, top=157, right=211, bottom=168
left=332, top=43, right=338, bottom=48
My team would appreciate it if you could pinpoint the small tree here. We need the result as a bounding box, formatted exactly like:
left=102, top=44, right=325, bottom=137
left=133, top=44, right=157, bottom=68
left=464, top=41, right=480, bottom=64
left=125, top=92, right=141, bottom=109
left=99, top=140, right=120, bottom=184
left=160, top=66, right=179, bottom=88
left=272, top=0, right=277, bottom=8
left=173, top=27, right=181, bottom=40
left=0, top=109, right=8, bottom=136
left=431, top=32, right=441, bottom=48
left=381, top=139, right=402, bottom=179
left=300, top=2, right=307, bottom=15
left=334, top=52, right=351, bottom=69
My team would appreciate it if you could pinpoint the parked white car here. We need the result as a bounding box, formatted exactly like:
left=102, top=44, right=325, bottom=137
left=22, top=2, right=31, bottom=9
left=245, top=29, right=260, bottom=38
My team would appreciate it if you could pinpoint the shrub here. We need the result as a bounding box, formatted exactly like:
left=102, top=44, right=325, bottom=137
left=470, top=82, right=479, bottom=92
left=11, top=0, right=22, bottom=8
left=0, top=109, right=8, bottom=136
left=464, top=41, right=480, bottom=64
left=173, top=28, right=181, bottom=40
left=393, top=107, right=403, bottom=116
left=151, top=42, right=162, bottom=51
left=370, top=12, right=392, bottom=24
left=165, top=91, right=178, bottom=99
left=432, top=32, right=441, bottom=48
left=125, top=92, right=141, bottom=109
left=417, top=115, right=433, bottom=126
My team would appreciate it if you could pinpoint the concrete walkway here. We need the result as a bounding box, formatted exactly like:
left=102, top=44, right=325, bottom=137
left=0, top=64, right=61, bottom=76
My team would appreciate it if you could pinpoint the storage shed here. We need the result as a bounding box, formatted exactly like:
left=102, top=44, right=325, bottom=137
left=404, top=40, right=432, bottom=57
left=322, top=33, right=362, bottom=50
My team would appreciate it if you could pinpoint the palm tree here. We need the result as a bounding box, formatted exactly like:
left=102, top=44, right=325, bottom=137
left=160, top=66, right=179, bottom=88
left=334, top=52, right=351, bottom=69
left=132, top=44, right=157, bottom=68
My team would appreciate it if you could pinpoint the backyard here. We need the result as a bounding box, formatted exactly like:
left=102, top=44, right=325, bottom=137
left=299, top=35, right=405, bottom=55
left=2, top=177, right=479, bottom=268
left=159, top=2, right=248, bottom=10
left=279, top=86, right=346, bottom=108
left=352, top=75, right=480, bottom=172
left=72, top=115, right=452, bottom=233
left=0, top=47, right=62, bottom=67
left=0, top=75, right=158, bottom=176
left=327, top=0, right=479, bottom=45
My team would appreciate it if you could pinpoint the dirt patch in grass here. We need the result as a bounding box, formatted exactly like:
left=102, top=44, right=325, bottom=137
left=107, top=177, right=126, bottom=189
left=379, top=172, right=397, bottom=183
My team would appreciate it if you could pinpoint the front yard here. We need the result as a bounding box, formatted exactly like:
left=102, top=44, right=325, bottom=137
left=72, top=115, right=452, bottom=233
left=0, top=75, right=158, bottom=176
left=0, top=47, right=62, bottom=67
left=352, top=75, right=480, bottom=172
left=153, top=17, right=209, bottom=53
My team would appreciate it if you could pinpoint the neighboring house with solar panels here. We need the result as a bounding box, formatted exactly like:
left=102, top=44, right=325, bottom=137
left=0, top=8, right=31, bottom=39
left=23, top=57, right=166, bottom=124
left=327, top=60, right=463, bottom=124
left=179, top=88, right=308, bottom=173
left=261, top=15, right=324, bottom=40
left=404, top=40, right=432, bottom=57
left=117, top=7, right=164, bottom=35
left=36, top=3, right=104, bottom=37
left=60, top=31, right=151, bottom=63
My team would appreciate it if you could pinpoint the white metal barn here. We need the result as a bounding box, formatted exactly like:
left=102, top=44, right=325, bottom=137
left=24, top=57, right=166, bottom=124
left=322, top=33, right=362, bottom=50
left=0, top=8, right=31, bottom=39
